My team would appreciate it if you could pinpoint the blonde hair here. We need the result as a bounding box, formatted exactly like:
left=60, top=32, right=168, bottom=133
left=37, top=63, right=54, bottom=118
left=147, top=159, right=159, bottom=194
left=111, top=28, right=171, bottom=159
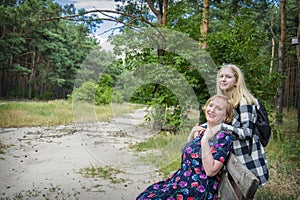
left=216, top=64, right=257, bottom=107
left=202, top=94, right=234, bottom=124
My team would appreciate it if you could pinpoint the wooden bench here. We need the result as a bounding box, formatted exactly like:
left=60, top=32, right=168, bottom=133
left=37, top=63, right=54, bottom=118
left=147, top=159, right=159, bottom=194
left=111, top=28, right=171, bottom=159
left=219, top=153, right=260, bottom=200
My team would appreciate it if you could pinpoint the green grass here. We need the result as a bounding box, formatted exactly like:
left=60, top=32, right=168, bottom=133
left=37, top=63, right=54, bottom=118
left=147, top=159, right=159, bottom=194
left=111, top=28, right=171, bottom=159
left=131, top=109, right=300, bottom=200
left=0, top=100, right=142, bottom=128
left=79, top=165, right=126, bottom=184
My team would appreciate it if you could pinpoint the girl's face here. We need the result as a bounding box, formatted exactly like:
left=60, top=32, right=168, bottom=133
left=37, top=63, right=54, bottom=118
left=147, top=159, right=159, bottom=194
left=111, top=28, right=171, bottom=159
left=218, top=67, right=237, bottom=92
left=205, top=98, right=227, bottom=126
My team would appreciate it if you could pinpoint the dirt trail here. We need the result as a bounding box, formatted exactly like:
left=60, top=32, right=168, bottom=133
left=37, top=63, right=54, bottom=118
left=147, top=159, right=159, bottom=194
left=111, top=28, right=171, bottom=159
left=0, top=108, right=162, bottom=200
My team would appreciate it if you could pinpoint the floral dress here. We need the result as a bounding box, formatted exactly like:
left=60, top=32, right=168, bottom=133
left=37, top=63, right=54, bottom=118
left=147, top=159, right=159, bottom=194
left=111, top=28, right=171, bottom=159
left=136, top=131, right=232, bottom=200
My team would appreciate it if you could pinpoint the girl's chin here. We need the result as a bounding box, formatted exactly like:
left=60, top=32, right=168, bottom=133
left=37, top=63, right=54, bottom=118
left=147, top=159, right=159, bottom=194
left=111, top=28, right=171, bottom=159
left=220, top=87, right=229, bottom=90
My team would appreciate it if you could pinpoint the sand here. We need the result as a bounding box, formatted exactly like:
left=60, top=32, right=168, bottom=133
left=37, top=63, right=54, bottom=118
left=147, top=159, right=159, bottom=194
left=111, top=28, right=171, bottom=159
left=0, top=108, right=162, bottom=200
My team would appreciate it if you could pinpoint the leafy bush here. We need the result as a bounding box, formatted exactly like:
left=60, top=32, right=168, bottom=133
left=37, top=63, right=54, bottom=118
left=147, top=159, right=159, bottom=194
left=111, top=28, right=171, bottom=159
left=71, top=80, right=97, bottom=103
left=95, top=74, right=113, bottom=105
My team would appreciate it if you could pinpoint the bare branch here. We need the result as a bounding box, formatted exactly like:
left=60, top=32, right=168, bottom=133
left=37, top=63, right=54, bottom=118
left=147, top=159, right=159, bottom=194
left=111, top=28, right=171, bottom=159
left=41, top=9, right=156, bottom=28
left=147, top=0, right=159, bottom=16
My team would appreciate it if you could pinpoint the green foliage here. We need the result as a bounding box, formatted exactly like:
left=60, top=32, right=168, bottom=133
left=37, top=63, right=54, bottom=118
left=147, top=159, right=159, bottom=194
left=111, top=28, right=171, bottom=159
left=95, top=74, right=113, bottom=105
left=0, top=0, right=99, bottom=99
left=71, top=80, right=97, bottom=103
left=207, top=14, right=280, bottom=101
left=166, top=1, right=201, bottom=40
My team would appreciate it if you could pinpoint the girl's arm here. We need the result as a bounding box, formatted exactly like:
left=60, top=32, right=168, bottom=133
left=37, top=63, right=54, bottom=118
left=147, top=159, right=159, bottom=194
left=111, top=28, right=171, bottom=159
left=221, top=103, right=256, bottom=140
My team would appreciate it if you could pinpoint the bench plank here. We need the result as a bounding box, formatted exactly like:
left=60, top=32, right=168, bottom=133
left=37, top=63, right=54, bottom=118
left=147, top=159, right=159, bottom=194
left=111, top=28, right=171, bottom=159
left=219, top=153, right=260, bottom=200
left=219, top=172, right=239, bottom=199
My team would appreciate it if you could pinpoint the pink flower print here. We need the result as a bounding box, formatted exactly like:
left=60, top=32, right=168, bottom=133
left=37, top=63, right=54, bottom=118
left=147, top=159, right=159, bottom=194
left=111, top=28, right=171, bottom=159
left=197, top=185, right=205, bottom=193
left=191, top=182, right=199, bottom=187
left=191, top=153, right=199, bottom=158
left=184, top=171, right=191, bottom=177
left=187, top=147, right=192, bottom=154
left=199, top=174, right=207, bottom=179
left=153, top=184, right=159, bottom=189
left=177, top=194, right=183, bottom=200
left=219, top=157, right=225, bottom=163
left=179, top=181, right=187, bottom=187
left=172, top=183, right=177, bottom=189
left=213, top=182, right=219, bottom=190
left=175, top=176, right=181, bottom=182
left=148, top=193, right=155, bottom=197
left=215, top=143, right=224, bottom=148
left=195, top=168, right=201, bottom=174
left=213, top=194, right=219, bottom=200
left=217, top=132, right=224, bottom=139
left=187, top=197, right=195, bottom=200
left=210, top=146, right=216, bottom=154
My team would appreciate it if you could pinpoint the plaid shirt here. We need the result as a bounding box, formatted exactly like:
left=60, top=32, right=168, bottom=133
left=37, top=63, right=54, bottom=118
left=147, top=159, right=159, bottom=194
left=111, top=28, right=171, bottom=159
left=221, top=103, right=269, bottom=187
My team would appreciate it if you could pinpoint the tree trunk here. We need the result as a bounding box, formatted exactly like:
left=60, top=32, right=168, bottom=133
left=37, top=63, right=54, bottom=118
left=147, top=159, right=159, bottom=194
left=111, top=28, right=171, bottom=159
left=201, top=0, right=209, bottom=48
left=297, top=11, right=300, bottom=133
left=163, top=0, right=168, bottom=27
left=29, top=51, right=37, bottom=99
left=276, top=0, right=286, bottom=124
left=270, top=37, right=275, bottom=73
left=269, top=15, right=278, bottom=74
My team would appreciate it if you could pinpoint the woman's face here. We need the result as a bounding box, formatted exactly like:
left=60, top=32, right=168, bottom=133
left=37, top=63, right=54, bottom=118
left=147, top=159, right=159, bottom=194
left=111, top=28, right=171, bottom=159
left=218, top=67, right=237, bottom=92
left=205, top=98, right=227, bottom=126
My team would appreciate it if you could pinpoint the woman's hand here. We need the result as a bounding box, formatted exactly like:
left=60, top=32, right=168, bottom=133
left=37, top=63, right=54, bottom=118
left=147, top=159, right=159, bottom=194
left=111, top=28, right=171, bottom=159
left=202, top=124, right=221, bottom=141
left=187, top=124, right=206, bottom=141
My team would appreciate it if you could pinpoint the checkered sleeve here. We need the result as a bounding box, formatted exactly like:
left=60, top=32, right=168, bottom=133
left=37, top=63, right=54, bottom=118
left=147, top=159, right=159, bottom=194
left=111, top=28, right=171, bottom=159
left=221, top=104, right=256, bottom=140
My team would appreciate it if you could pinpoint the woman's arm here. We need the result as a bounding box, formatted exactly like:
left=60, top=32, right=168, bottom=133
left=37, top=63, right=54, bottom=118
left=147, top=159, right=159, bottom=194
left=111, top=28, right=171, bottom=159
left=201, top=127, right=227, bottom=177
left=201, top=135, right=223, bottom=176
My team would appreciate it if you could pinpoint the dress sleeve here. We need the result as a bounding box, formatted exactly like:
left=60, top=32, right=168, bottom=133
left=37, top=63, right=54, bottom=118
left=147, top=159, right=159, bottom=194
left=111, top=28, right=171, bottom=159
left=212, top=131, right=232, bottom=163
left=221, top=104, right=256, bottom=140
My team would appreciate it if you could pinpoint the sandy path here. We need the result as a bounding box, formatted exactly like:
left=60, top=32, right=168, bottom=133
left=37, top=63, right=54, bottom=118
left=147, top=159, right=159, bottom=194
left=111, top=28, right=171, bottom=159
left=0, top=108, right=162, bottom=200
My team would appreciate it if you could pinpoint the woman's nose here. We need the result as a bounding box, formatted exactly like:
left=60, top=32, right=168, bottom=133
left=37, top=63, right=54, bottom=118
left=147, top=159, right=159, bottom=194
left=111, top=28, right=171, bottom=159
left=210, top=107, right=216, bottom=113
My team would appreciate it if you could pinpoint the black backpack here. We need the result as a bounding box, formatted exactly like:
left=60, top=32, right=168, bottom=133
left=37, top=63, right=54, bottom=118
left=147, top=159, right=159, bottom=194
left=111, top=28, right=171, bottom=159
left=237, top=100, right=271, bottom=155
left=254, top=100, right=271, bottom=147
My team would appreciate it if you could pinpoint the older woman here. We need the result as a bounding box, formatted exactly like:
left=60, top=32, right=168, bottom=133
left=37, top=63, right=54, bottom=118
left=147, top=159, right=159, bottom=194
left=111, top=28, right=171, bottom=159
left=136, top=94, right=233, bottom=200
